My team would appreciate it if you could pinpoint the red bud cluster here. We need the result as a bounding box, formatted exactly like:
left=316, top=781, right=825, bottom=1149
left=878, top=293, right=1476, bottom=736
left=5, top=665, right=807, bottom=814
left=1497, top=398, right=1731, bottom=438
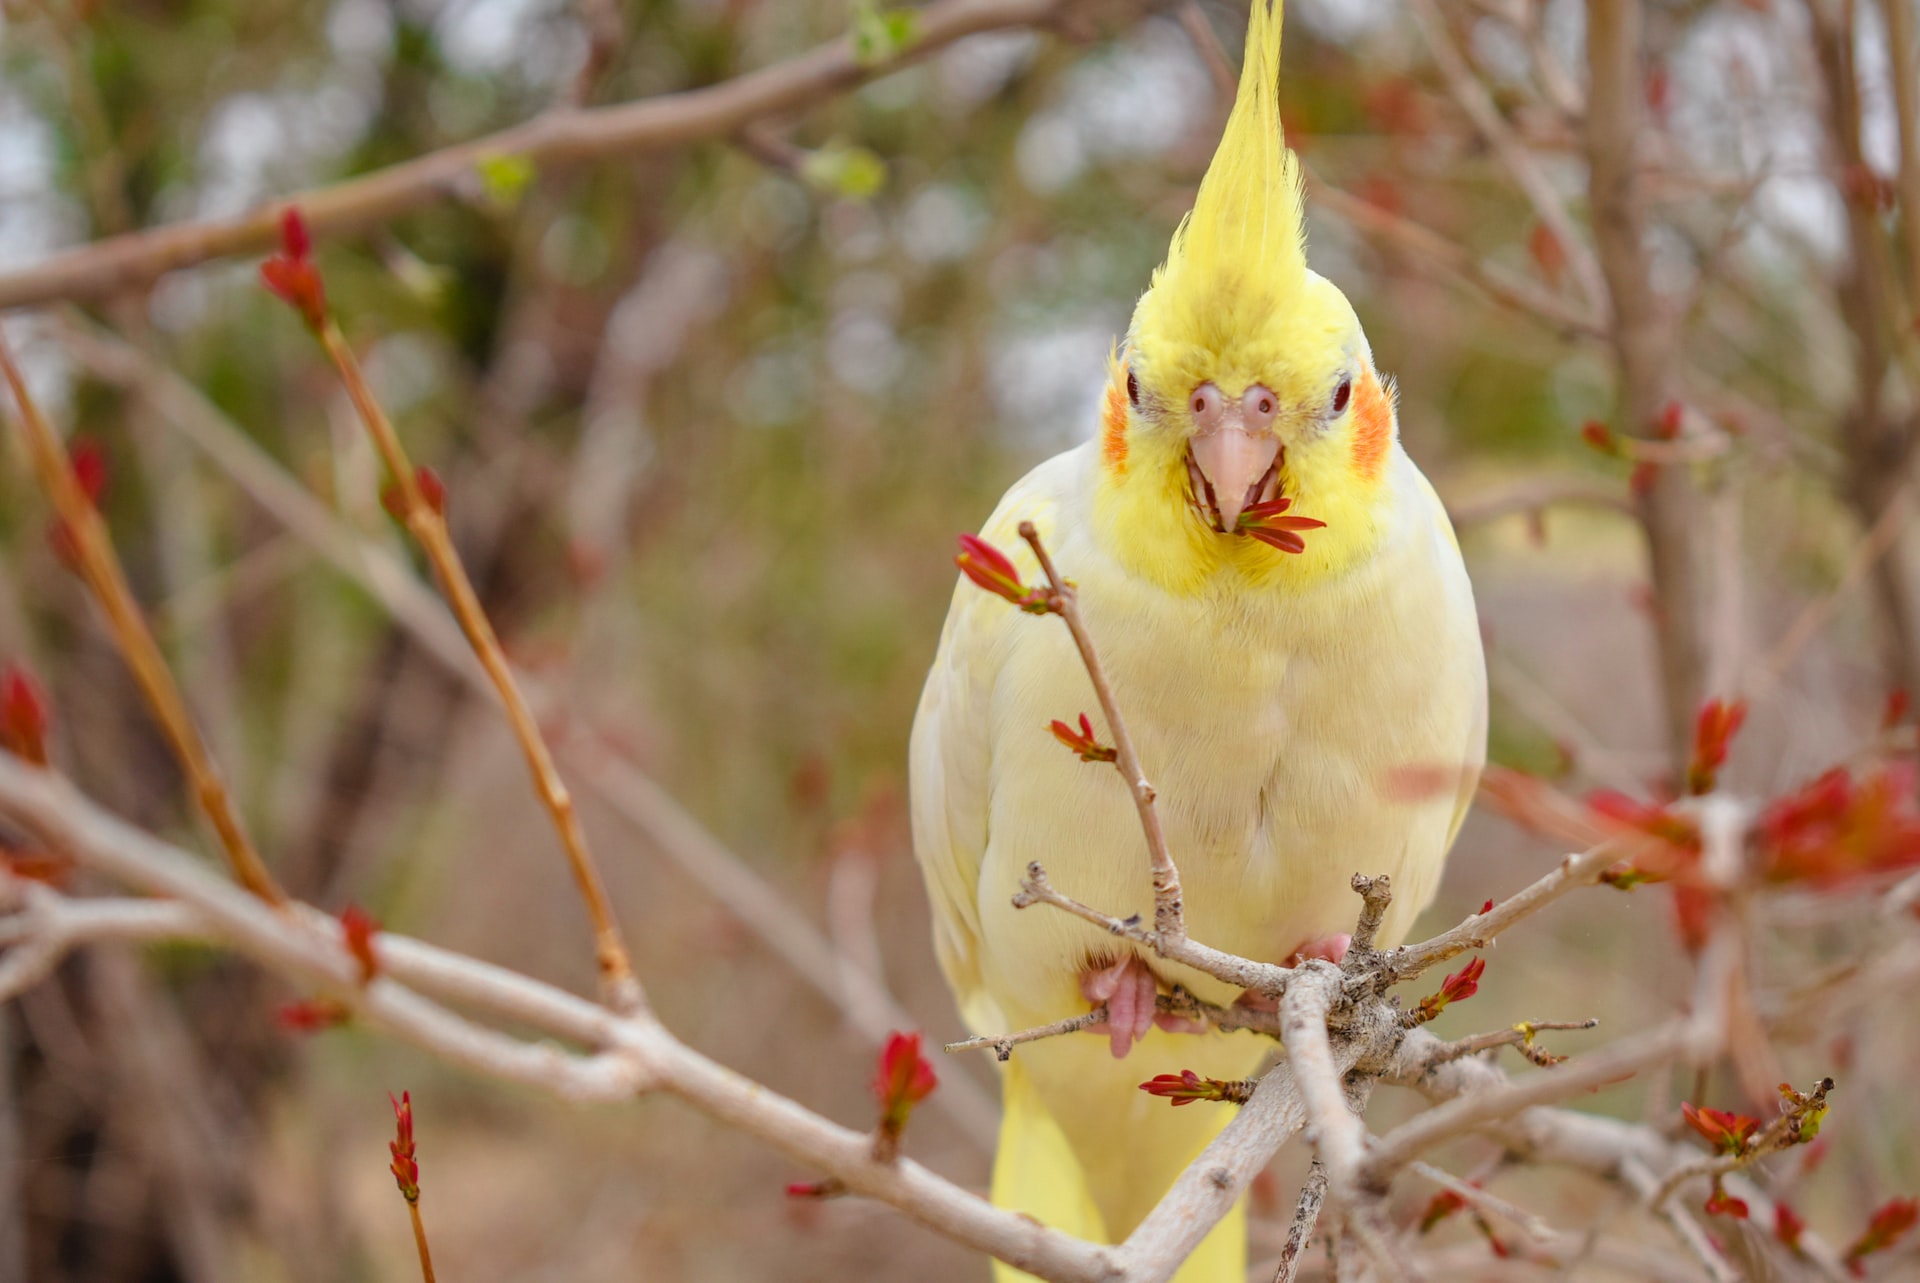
left=69, top=438, right=108, bottom=504
left=1407, top=956, right=1484, bottom=1025
left=1049, top=713, right=1116, bottom=764
left=1681, top=1102, right=1760, bottom=1157
left=1417, top=1187, right=1467, bottom=1233
left=0, top=664, right=51, bottom=766
left=1235, top=496, right=1326, bottom=555
left=955, top=534, right=1052, bottom=614
left=389, top=1090, right=420, bottom=1204
left=1687, top=698, right=1747, bottom=795
left=260, top=208, right=328, bottom=332
left=380, top=466, right=447, bottom=522
left=873, top=1031, right=938, bottom=1143
left=47, top=439, right=109, bottom=573
left=1757, top=764, right=1920, bottom=886
left=1137, top=1070, right=1251, bottom=1107
left=1703, top=1181, right=1750, bottom=1220
left=277, top=998, right=350, bottom=1033
left=1775, top=1201, right=1807, bottom=1251
left=340, top=904, right=380, bottom=983
left=1414, top=1184, right=1507, bottom=1255
left=1846, top=1197, right=1918, bottom=1275
left=2, top=847, right=70, bottom=885
left=785, top=1179, right=846, bottom=1199
left=1527, top=223, right=1567, bottom=287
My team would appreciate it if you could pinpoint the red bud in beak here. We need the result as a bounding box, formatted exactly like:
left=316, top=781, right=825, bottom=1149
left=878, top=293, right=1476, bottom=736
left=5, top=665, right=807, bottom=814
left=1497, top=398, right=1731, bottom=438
left=1189, top=429, right=1281, bottom=532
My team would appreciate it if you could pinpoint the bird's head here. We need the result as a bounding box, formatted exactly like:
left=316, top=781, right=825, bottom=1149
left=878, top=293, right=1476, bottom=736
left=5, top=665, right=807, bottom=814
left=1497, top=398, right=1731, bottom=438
left=1093, top=0, right=1400, bottom=593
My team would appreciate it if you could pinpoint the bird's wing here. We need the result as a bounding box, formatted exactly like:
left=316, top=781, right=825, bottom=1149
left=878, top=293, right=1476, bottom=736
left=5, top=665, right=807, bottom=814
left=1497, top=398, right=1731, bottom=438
left=1415, top=467, right=1488, bottom=850
left=909, top=449, right=1083, bottom=1037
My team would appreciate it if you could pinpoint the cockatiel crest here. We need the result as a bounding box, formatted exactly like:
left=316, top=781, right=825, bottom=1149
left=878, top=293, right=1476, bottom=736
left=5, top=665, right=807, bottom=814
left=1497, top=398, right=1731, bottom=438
left=1128, top=0, right=1321, bottom=414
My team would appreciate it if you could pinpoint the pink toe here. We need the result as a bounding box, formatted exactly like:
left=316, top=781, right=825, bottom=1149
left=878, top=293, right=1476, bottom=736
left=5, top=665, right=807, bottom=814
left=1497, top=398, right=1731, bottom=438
left=1130, top=966, right=1156, bottom=1041
left=1285, top=932, right=1352, bottom=966
left=1107, top=978, right=1136, bottom=1058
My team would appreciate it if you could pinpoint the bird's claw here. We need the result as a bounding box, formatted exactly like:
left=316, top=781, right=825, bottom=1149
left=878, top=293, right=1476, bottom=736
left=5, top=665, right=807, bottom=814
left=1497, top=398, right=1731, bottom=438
left=1080, top=954, right=1168, bottom=1058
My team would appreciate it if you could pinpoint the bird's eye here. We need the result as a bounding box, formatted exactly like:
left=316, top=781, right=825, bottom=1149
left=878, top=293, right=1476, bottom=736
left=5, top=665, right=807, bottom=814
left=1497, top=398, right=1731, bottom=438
left=1331, top=377, right=1353, bottom=416
left=1190, top=382, right=1224, bottom=428
left=1127, top=368, right=1139, bottom=406
left=1243, top=384, right=1278, bottom=429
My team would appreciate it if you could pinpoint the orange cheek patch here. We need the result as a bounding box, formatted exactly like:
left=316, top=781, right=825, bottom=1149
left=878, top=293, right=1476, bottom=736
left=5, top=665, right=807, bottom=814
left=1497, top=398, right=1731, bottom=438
left=1101, top=372, right=1130, bottom=474
left=1349, top=367, right=1392, bottom=482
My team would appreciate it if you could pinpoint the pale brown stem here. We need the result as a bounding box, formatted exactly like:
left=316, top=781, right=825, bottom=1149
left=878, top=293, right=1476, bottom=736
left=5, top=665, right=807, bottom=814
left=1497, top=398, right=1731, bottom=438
left=1587, top=0, right=1707, bottom=766
left=1176, top=1, right=1238, bottom=106
left=317, top=322, right=641, bottom=1013
left=407, top=1201, right=437, bottom=1283
left=1421, top=1018, right=1600, bottom=1068
left=945, top=1005, right=1110, bottom=1059
left=1808, top=0, right=1920, bottom=703
left=1445, top=476, right=1634, bottom=530
left=1883, top=0, right=1920, bottom=325
left=1273, top=1161, right=1328, bottom=1283
left=0, top=334, right=285, bottom=905
left=1019, top=522, right=1186, bottom=941
left=1619, top=1158, right=1740, bottom=1283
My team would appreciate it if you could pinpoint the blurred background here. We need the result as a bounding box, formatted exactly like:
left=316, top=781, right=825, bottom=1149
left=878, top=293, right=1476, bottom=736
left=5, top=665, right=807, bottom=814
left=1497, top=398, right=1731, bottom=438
left=1, top=0, right=1918, bottom=1278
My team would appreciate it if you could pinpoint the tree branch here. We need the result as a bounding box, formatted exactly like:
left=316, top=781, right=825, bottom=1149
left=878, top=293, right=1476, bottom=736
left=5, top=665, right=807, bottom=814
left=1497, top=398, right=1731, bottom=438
left=0, top=0, right=1123, bottom=311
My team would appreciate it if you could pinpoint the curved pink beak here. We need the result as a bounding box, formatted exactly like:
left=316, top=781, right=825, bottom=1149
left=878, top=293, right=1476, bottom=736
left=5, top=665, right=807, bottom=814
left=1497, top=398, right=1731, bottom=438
left=1189, top=428, right=1281, bottom=532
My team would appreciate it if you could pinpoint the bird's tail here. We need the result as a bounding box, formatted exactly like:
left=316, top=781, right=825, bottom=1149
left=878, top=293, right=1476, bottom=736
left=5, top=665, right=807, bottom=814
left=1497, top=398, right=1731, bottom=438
left=990, top=1056, right=1247, bottom=1283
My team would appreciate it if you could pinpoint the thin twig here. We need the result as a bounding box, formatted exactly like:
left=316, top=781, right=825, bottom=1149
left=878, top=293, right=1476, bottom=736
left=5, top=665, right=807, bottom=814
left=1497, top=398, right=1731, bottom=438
left=0, top=333, right=285, bottom=904
left=1379, top=840, right=1630, bottom=984
left=1014, top=861, right=1290, bottom=996
left=1177, top=1, right=1237, bottom=105
left=1621, top=1157, right=1740, bottom=1283
left=1019, top=522, right=1187, bottom=940
left=1307, top=172, right=1606, bottom=339
left=1421, top=1018, right=1600, bottom=1068
left=407, top=1202, right=438, bottom=1283
left=945, top=1005, right=1110, bottom=1059
left=1274, top=1161, right=1328, bottom=1283
left=317, top=321, right=641, bottom=1013
left=1407, top=0, right=1608, bottom=319
left=1445, top=477, right=1635, bottom=530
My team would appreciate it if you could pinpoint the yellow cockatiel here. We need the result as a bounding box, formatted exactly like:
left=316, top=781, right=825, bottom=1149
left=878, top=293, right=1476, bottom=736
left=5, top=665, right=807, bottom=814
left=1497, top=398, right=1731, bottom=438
left=909, top=1, right=1486, bottom=1279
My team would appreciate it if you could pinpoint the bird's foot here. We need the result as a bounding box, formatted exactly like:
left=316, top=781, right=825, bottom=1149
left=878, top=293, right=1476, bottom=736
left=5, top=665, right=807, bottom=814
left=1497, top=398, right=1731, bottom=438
left=1080, top=954, right=1165, bottom=1059
left=1232, top=934, right=1353, bottom=1012
left=1285, top=932, right=1351, bottom=967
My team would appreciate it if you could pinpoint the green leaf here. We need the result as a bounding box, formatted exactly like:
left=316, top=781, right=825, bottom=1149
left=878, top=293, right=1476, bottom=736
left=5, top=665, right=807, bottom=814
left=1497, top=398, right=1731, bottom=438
left=475, top=152, right=537, bottom=209
left=851, top=1, right=918, bottom=66
left=799, top=142, right=888, bottom=200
